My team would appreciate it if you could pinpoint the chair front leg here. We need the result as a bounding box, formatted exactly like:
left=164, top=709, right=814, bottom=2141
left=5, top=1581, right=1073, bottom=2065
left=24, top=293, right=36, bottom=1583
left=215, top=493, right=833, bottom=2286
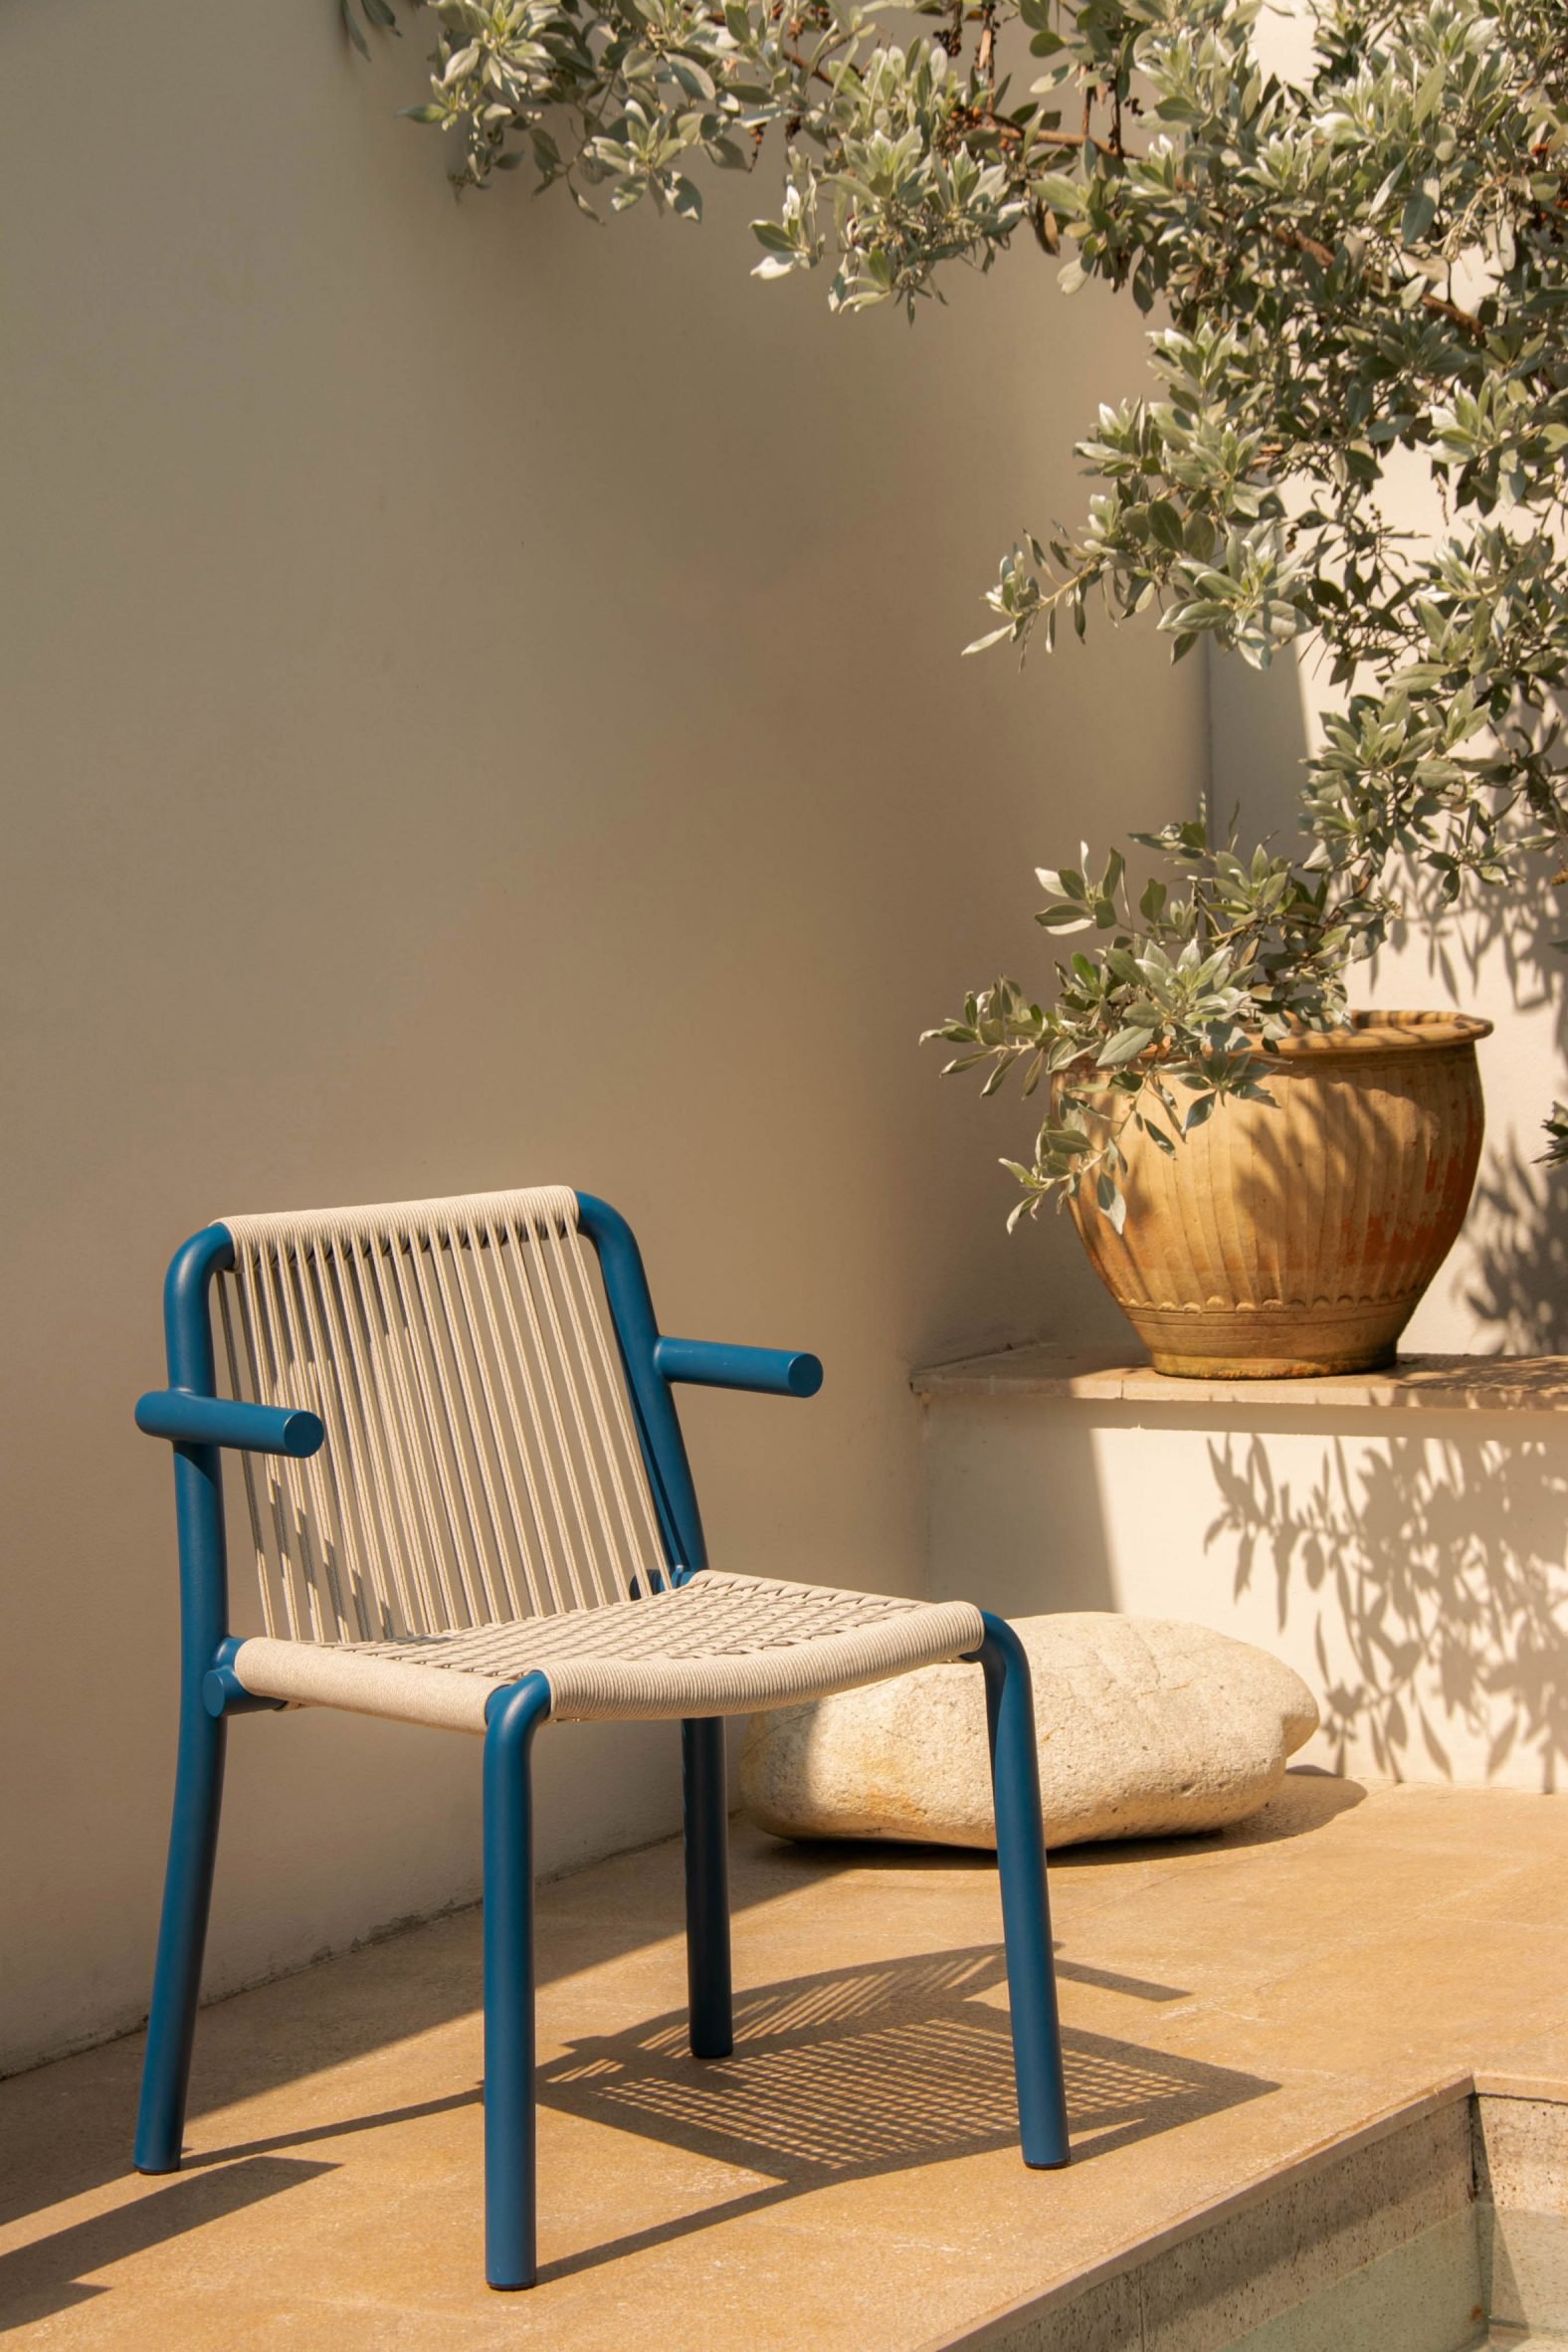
left=483, top=1673, right=552, bottom=2291
left=974, top=1612, right=1071, bottom=2170
left=682, top=1716, right=733, bottom=2059
left=134, top=1697, right=227, bottom=2174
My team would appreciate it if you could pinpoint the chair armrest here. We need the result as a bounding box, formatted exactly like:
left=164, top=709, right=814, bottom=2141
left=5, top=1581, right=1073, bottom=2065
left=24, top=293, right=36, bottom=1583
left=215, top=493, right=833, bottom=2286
left=652, top=1336, right=823, bottom=1399
left=134, top=1389, right=325, bottom=1458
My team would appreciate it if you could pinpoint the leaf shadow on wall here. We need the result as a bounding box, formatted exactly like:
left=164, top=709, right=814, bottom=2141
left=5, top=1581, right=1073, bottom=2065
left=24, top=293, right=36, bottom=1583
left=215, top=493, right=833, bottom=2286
left=1385, top=831, right=1568, bottom=1350
left=1204, top=1427, right=1568, bottom=1786
left=1460, top=1130, right=1568, bottom=1352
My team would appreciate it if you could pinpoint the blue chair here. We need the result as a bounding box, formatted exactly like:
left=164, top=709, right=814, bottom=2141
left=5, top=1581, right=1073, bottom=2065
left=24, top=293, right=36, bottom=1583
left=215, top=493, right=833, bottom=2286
left=132, top=1186, right=1069, bottom=2287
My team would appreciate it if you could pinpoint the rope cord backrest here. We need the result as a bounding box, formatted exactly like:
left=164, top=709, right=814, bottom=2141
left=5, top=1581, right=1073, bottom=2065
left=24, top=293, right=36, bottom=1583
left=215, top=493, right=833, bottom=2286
left=215, top=1188, right=670, bottom=1644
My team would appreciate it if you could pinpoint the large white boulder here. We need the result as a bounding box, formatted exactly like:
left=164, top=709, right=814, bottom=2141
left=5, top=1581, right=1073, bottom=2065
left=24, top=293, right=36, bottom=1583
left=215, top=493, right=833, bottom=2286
left=738, top=1615, right=1319, bottom=1850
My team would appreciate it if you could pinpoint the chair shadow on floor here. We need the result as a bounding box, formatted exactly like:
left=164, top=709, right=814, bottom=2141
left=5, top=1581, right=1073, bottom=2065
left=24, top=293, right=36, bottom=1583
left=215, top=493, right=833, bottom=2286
left=0, top=1942, right=1274, bottom=2324
left=532, top=1943, right=1276, bottom=2284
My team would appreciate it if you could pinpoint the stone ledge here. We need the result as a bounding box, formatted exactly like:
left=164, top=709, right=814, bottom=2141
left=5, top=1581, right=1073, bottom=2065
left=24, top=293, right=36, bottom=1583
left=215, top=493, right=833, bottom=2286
left=911, top=1345, right=1568, bottom=1413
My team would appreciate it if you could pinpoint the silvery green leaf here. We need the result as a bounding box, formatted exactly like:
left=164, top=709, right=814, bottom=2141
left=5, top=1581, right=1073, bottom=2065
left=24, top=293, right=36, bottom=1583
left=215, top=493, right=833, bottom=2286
left=1095, top=1174, right=1127, bottom=1233
left=1035, top=905, right=1094, bottom=930
left=1401, top=176, right=1441, bottom=246
left=1148, top=499, right=1185, bottom=551
left=1097, top=1026, right=1156, bottom=1067
left=671, top=59, right=716, bottom=101
left=1413, top=61, right=1446, bottom=124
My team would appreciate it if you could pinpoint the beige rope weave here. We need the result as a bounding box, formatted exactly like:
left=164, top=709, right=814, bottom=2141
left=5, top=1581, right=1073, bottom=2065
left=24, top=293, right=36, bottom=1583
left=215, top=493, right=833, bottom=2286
left=217, top=1188, right=666, bottom=1644
left=214, top=1185, right=984, bottom=1735
left=232, top=1572, right=986, bottom=1730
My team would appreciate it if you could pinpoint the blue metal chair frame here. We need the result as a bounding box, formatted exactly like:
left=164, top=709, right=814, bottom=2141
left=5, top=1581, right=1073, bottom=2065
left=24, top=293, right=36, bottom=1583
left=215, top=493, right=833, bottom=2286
left=132, top=1192, right=1069, bottom=2288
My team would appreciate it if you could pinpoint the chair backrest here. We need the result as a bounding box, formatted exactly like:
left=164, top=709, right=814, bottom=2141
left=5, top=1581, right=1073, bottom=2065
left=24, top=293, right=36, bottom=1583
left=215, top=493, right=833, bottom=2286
left=214, top=1187, right=669, bottom=1645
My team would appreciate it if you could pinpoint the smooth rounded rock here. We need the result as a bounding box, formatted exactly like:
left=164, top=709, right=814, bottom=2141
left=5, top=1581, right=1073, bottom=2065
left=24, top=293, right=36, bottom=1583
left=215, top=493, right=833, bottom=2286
left=738, top=1615, right=1319, bottom=1850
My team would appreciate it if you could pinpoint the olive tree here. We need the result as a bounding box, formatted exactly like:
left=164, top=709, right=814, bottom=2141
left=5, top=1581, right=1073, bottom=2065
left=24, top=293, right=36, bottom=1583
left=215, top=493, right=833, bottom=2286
left=358, top=0, right=1568, bottom=1221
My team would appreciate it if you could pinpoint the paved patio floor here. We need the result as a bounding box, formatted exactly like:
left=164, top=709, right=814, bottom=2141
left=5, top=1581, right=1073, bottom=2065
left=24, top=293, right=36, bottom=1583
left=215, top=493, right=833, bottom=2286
left=3, top=1774, right=1567, bottom=2346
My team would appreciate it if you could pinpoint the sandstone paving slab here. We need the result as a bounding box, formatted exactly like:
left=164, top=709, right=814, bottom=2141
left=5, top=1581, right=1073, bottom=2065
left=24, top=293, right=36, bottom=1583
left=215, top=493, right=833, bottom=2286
left=4, top=1779, right=1568, bottom=2348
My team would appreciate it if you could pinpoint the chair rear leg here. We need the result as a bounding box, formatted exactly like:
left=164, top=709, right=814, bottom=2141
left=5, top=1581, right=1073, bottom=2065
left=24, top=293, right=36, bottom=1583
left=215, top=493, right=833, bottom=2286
left=683, top=1716, right=733, bottom=2059
left=483, top=1674, right=552, bottom=2290
left=975, top=1612, right=1071, bottom=2170
left=134, top=1702, right=227, bottom=2174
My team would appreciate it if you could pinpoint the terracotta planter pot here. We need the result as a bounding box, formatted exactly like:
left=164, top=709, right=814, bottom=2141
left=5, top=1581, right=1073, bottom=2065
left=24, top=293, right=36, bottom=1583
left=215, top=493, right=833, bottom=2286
left=1067, top=1010, right=1491, bottom=1378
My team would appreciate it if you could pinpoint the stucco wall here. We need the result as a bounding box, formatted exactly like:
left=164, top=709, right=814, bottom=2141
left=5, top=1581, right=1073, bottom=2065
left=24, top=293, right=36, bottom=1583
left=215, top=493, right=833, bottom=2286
left=0, top=2, right=1206, bottom=2071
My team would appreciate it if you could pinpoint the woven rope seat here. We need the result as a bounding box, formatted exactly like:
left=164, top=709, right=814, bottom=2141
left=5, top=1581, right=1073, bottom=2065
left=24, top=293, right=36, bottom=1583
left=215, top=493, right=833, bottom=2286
left=234, top=1572, right=984, bottom=1731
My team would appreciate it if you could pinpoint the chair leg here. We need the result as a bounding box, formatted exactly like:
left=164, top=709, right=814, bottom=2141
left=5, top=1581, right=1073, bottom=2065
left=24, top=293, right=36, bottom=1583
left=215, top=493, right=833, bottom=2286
left=683, top=1716, right=733, bottom=2059
left=975, top=1611, right=1071, bottom=2170
left=134, top=1699, right=227, bottom=2174
left=483, top=1673, right=552, bottom=2291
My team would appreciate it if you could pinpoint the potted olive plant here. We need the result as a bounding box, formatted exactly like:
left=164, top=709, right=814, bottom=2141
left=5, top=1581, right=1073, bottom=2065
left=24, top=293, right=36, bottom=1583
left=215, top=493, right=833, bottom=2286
left=359, top=0, right=1566, bottom=1373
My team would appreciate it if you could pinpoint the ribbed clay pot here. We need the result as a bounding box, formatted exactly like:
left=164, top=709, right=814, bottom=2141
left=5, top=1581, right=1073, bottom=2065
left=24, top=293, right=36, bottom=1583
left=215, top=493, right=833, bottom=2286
left=1068, top=1010, right=1491, bottom=1378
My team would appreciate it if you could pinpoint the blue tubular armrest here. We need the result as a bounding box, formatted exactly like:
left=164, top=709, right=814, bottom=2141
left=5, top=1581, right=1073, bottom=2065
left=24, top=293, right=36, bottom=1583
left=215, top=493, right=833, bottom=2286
left=652, top=1336, right=824, bottom=1399
left=134, top=1389, right=325, bottom=1459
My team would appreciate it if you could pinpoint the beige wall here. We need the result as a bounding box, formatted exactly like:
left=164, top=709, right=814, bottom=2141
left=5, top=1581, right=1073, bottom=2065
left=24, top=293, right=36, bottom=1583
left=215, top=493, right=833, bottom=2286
left=0, top=2, right=1206, bottom=2071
